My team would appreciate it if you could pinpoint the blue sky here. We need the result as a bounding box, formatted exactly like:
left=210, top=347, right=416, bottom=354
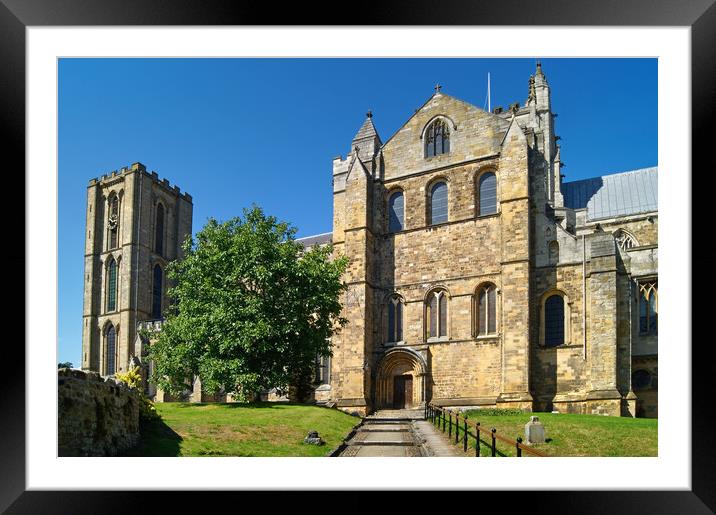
left=58, top=57, right=657, bottom=366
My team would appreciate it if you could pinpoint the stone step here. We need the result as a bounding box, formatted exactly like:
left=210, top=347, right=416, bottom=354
left=339, top=445, right=423, bottom=457
left=359, top=427, right=411, bottom=433
left=346, top=440, right=417, bottom=447
left=364, top=418, right=422, bottom=423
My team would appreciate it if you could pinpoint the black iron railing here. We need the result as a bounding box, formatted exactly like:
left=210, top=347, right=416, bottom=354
left=425, top=403, right=546, bottom=457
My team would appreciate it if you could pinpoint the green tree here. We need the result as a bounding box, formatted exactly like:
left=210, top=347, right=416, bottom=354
left=58, top=361, right=73, bottom=369
left=148, top=206, right=348, bottom=400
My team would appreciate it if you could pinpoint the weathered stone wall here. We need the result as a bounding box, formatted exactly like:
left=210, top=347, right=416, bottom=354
left=380, top=93, right=507, bottom=181
left=429, top=341, right=501, bottom=403
left=58, top=368, right=141, bottom=456
left=531, top=264, right=589, bottom=410
left=631, top=355, right=658, bottom=418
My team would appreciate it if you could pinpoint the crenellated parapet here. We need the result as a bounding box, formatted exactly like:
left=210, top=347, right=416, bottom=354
left=88, top=162, right=192, bottom=203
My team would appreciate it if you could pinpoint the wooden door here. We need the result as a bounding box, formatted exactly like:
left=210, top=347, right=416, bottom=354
left=393, top=377, right=404, bottom=409
left=393, top=376, right=413, bottom=409
left=404, top=376, right=413, bottom=408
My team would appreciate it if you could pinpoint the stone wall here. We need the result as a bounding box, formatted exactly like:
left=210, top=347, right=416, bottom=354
left=631, top=355, right=658, bottom=418
left=58, top=368, right=141, bottom=456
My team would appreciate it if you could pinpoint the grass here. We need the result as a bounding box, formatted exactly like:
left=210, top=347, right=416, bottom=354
left=123, top=402, right=360, bottom=457
left=432, top=410, right=658, bottom=457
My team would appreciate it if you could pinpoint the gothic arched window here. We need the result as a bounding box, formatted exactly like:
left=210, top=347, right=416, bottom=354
left=425, top=119, right=450, bottom=157
left=107, top=259, right=117, bottom=312
left=426, top=289, right=448, bottom=340
left=388, top=191, right=404, bottom=233
left=314, top=354, right=331, bottom=385
left=615, top=229, right=638, bottom=251
left=429, top=181, right=448, bottom=225
left=544, top=294, right=565, bottom=347
left=478, top=172, right=497, bottom=216
left=638, top=280, right=657, bottom=335
left=155, top=203, right=165, bottom=256
left=387, top=295, right=404, bottom=343
left=476, top=284, right=497, bottom=336
left=108, top=194, right=119, bottom=249
left=152, top=264, right=163, bottom=319
left=106, top=324, right=116, bottom=375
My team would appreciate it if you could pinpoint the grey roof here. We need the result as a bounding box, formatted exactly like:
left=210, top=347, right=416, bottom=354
left=353, top=116, right=380, bottom=142
left=562, top=167, right=657, bottom=221
left=296, top=232, right=333, bottom=248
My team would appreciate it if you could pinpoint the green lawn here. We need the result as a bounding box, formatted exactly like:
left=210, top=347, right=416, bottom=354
left=124, top=402, right=359, bottom=457
left=437, top=410, right=658, bottom=457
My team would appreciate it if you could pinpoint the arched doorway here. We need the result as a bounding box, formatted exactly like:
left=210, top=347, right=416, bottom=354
left=375, top=348, right=429, bottom=409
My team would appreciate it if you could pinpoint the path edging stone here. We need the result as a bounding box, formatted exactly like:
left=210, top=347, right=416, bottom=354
left=327, top=420, right=365, bottom=457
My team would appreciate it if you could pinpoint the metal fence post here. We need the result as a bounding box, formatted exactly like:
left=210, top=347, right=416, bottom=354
left=516, top=437, right=523, bottom=457
left=475, top=423, right=481, bottom=457
left=448, top=411, right=452, bottom=439
left=491, top=428, right=497, bottom=457
left=455, top=413, right=459, bottom=444
left=442, top=409, right=446, bottom=432
left=463, top=418, right=468, bottom=452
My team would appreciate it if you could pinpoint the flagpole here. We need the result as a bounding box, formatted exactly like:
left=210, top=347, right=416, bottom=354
left=487, top=72, right=491, bottom=112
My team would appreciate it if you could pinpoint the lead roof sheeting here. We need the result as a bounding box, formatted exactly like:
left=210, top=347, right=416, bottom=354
left=296, top=232, right=333, bottom=248
left=562, top=167, right=657, bottom=221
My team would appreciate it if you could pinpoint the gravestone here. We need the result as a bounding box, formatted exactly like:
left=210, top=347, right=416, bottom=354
left=304, top=430, right=325, bottom=446
left=524, top=416, right=546, bottom=444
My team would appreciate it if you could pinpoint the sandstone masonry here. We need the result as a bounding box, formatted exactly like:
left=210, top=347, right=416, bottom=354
left=58, top=368, right=141, bottom=456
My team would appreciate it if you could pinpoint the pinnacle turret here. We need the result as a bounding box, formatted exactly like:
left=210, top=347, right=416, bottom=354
left=351, top=110, right=382, bottom=162
left=353, top=111, right=380, bottom=142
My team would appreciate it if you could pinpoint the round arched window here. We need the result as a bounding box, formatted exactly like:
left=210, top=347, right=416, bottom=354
left=429, top=182, right=448, bottom=225
left=388, top=191, right=404, bottom=232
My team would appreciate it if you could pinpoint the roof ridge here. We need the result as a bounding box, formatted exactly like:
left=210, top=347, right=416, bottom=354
left=296, top=231, right=332, bottom=240
left=563, top=166, right=657, bottom=185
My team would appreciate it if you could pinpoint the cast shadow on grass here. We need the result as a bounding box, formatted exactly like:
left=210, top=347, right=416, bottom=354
left=222, top=401, right=293, bottom=409
left=121, top=416, right=183, bottom=457
left=170, top=401, right=294, bottom=409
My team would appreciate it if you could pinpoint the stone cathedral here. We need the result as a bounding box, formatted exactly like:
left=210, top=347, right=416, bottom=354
left=81, top=63, right=658, bottom=418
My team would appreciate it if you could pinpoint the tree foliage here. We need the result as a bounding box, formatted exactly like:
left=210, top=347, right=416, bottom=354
left=148, top=206, right=348, bottom=399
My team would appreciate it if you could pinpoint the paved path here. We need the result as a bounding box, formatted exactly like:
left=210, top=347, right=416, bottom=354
left=336, top=409, right=465, bottom=457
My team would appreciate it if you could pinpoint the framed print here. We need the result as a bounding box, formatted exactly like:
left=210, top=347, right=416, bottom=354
left=3, top=0, right=715, bottom=512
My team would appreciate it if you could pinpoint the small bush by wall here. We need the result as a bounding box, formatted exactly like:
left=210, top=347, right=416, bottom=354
left=58, top=368, right=141, bottom=456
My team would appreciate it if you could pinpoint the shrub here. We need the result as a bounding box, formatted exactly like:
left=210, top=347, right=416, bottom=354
left=115, top=366, right=159, bottom=422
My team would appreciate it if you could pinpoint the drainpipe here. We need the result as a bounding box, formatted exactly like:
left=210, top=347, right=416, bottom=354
left=582, top=234, right=587, bottom=360
left=133, top=170, right=143, bottom=357
left=629, top=278, right=633, bottom=388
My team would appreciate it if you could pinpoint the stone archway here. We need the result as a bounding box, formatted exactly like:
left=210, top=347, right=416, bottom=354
left=374, top=348, right=429, bottom=410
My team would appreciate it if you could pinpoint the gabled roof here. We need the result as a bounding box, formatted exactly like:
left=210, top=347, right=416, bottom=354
left=296, top=232, right=333, bottom=248
left=562, top=167, right=657, bottom=221
left=380, top=91, right=498, bottom=148
left=500, top=113, right=526, bottom=147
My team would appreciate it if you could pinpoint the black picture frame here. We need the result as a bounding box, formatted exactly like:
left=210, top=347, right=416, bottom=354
left=3, top=0, right=713, bottom=512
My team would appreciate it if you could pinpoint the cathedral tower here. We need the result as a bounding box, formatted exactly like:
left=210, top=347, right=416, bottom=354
left=81, top=162, right=193, bottom=375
